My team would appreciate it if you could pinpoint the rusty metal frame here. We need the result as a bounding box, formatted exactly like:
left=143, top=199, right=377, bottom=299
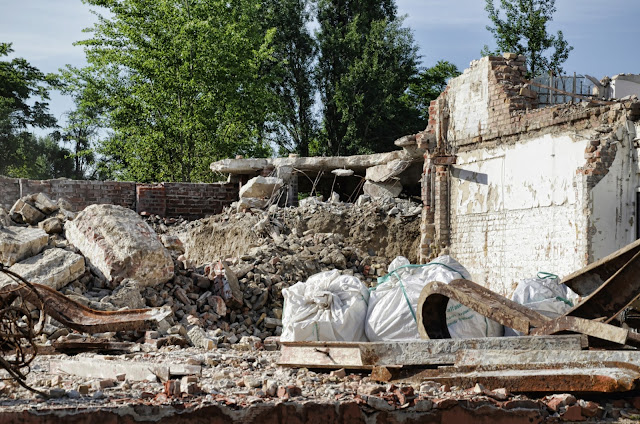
left=417, top=277, right=640, bottom=346
left=0, top=278, right=171, bottom=334
left=417, top=279, right=549, bottom=339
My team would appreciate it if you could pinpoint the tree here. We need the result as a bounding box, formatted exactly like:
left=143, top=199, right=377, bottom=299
left=261, top=0, right=316, bottom=157
left=315, top=0, right=421, bottom=156
left=0, top=42, right=71, bottom=178
left=69, top=0, right=277, bottom=183
left=407, top=60, right=460, bottom=121
left=483, top=0, right=572, bottom=77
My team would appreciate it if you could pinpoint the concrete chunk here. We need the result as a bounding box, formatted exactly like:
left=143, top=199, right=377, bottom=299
left=33, top=193, right=59, bottom=215
left=0, top=208, right=11, bottom=227
left=365, top=159, right=411, bottom=183
left=0, top=226, right=48, bottom=266
left=10, top=198, right=46, bottom=225
left=64, top=204, right=174, bottom=287
left=363, top=180, right=403, bottom=199
left=0, top=248, right=85, bottom=290
left=239, top=176, right=284, bottom=199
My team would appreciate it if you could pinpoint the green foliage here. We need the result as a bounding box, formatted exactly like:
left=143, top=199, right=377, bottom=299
left=70, top=0, right=277, bottom=183
left=0, top=42, right=74, bottom=179
left=483, top=0, right=573, bottom=77
left=407, top=60, right=460, bottom=121
left=315, top=0, right=422, bottom=156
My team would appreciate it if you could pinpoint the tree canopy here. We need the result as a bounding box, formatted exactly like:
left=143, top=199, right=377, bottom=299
left=483, top=0, right=573, bottom=77
left=0, top=42, right=75, bottom=179
left=315, top=0, right=423, bottom=156
left=69, top=0, right=277, bottom=183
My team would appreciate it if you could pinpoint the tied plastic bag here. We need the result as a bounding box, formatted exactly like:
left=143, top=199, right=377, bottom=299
left=505, top=273, right=580, bottom=336
left=365, top=255, right=503, bottom=341
left=280, top=270, right=369, bottom=342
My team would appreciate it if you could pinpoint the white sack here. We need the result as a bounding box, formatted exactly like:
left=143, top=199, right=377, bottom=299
left=365, top=255, right=503, bottom=341
left=505, top=275, right=579, bottom=336
left=280, top=270, right=369, bottom=342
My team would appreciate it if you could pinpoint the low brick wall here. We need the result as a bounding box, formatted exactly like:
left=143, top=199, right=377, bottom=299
left=0, top=177, right=238, bottom=218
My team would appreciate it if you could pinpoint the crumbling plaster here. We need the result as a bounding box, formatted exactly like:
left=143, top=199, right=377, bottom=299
left=450, top=133, right=590, bottom=295
left=420, top=54, right=640, bottom=296
left=588, top=120, right=640, bottom=262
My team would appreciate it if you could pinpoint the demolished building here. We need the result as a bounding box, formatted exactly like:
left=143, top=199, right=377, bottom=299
left=3, top=54, right=640, bottom=423
left=416, top=54, right=640, bottom=296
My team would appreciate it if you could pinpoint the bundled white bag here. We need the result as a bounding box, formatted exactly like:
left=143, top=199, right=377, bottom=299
left=365, top=255, right=503, bottom=341
left=505, top=273, right=580, bottom=336
left=280, top=270, right=369, bottom=342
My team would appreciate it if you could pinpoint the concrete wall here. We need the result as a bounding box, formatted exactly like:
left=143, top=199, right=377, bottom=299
left=446, top=59, right=491, bottom=142
left=0, top=177, right=238, bottom=218
left=449, top=134, right=591, bottom=295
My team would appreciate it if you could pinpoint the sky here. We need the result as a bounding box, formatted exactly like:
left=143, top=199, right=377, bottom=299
left=1, top=0, right=639, bottom=129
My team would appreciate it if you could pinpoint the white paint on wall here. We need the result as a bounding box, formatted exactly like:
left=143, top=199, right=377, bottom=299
left=446, top=58, right=490, bottom=143
left=589, top=124, right=639, bottom=261
left=612, top=75, right=640, bottom=99
left=450, top=133, right=590, bottom=295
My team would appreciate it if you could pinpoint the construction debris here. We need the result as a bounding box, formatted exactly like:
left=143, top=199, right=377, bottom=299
left=65, top=204, right=174, bottom=287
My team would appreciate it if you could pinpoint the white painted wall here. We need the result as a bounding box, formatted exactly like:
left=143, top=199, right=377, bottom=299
left=589, top=122, right=639, bottom=261
left=612, top=75, right=640, bottom=99
left=446, top=59, right=490, bottom=143
left=449, top=134, right=591, bottom=296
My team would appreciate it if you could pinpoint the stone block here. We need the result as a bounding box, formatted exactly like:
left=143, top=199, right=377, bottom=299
left=33, top=193, right=59, bottom=214
left=363, top=180, right=402, bottom=199
left=0, top=248, right=85, bottom=290
left=0, top=226, right=48, bottom=266
left=39, top=217, right=63, bottom=234
left=64, top=204, right=174, bottom=287
left=239, top=176, right=284, bottom=199
left=10, top=198, right=46, bottom=225
left=366, top=159, right=411, bottom=183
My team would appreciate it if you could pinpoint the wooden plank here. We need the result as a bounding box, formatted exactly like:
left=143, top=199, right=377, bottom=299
left=278, top=335, right=586, bottom=369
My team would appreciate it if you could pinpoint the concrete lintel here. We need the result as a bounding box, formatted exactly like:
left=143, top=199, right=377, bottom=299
left=278, top=335, right=585, bottom=369
left=210, top=150, right=423, bottom=176
left=49, top=358, right=202, bottom=382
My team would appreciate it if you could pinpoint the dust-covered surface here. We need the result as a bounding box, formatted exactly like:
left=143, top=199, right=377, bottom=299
left=180, top=196, right=422, bottom=268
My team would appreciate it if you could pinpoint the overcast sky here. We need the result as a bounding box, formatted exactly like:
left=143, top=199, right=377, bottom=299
left=1, top=0, right=639, bottom=128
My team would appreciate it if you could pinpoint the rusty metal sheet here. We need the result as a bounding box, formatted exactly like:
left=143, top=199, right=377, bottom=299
left=561, top=238, right=640, bottom=296
left=278, top=336, right=586, bottom=369
left=0, top=281, right=171, bottom=334
left=564, top=244, right=640, bottom=322
left=417, top=279, right=549, bottom=339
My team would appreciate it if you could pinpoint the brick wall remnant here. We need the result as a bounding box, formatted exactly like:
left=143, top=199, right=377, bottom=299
left=0, top=177, right=238, bottom=219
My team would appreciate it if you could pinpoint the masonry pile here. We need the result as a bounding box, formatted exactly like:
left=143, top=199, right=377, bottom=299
left=0, top=191, right=421, bottom=349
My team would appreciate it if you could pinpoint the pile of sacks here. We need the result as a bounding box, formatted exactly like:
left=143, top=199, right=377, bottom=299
left=281, top=256, right=580, bottom=342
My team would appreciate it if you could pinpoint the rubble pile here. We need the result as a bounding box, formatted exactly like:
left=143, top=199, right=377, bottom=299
left=0, top=192, right=422, bottom=350
left=0, top=346, right=635, bottom=422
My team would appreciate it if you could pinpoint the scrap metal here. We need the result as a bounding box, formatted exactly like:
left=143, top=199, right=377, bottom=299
left=0, top=274, right=171, bottom=334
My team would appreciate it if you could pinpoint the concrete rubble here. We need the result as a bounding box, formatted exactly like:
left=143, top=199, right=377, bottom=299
left=65, top=204, right=174, bottom=287
left=0, top=247, right=85, bottom=290
left=1, top=188, right=640, bottom=422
